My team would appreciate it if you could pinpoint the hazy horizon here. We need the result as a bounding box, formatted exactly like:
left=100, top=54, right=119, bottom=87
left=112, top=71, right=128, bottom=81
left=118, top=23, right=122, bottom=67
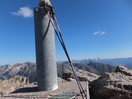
left=0, top=56, right=132, bottom=65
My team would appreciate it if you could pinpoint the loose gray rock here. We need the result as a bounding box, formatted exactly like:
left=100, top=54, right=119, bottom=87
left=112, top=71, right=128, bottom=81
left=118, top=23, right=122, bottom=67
left=90, top=65, right=132, bottom=99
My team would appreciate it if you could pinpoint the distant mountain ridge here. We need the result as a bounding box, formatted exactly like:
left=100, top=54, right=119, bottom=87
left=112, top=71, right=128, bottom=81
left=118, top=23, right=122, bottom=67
left=73, top=62, right=116, bottom=75
left=0, top=62, right=36, bottom=82
left=72, top=57, right=132, bottom=68
left=0, top=62, right=117, bottom=82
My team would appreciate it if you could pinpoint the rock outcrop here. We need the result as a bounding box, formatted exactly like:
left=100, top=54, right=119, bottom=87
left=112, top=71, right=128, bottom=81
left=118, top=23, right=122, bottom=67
left=62, top=69, right=99, bottom=82
left=0, top=75, right=29, bottom=96
left=76, top=70, right=99, bottom=82
left=115, top=65, right=132, bottom=76
left=90, top=65, right=132, bottom=99
left=0, top=62, right=36, bottom=83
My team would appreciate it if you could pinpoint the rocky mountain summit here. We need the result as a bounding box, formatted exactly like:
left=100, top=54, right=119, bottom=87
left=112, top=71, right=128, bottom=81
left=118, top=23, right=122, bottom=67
left=0, top=62, right=131, bottom=99
left=90, top=65, right=132, bottom=99
left=0, top=62, right=115, bottom=83
left=0, top=62, right=100, bottom=96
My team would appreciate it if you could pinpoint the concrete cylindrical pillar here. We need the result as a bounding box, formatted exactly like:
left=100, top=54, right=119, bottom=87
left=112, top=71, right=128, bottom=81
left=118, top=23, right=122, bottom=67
left=34, top=5, right=58, bottom=91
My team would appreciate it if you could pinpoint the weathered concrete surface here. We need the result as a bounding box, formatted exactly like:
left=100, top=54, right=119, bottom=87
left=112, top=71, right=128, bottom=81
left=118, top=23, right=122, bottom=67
left=34, top=4, right=58, bottom=91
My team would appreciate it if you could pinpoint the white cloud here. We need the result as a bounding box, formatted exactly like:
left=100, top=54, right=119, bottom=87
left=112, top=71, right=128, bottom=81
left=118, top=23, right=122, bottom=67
left=93, top=31, right=106, bottom=35
left=11, top=7, right=33, bottom=18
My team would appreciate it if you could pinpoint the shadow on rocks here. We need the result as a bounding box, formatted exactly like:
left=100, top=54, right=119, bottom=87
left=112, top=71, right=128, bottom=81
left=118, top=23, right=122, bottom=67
left=11, top=87, right=38, bottom=93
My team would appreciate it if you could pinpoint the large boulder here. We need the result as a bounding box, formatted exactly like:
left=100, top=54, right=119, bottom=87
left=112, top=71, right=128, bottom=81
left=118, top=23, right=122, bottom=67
left=90, top=65, right=132, bottom=99
left=62, top=69, right=99, bottom=82
left=115, top=65, right=132, bottom=76
left=76, top=70, right=99, bottom=82
left=0, top=75, right=29, bottom=96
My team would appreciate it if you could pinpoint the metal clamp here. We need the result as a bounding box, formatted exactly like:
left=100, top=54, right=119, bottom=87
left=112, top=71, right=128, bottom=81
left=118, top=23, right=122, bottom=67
left=39, top=1, right=55, bottom=16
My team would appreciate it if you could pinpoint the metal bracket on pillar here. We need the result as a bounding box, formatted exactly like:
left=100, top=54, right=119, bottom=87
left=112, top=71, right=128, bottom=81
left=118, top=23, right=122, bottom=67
left=39, top=0, right=55, bottom=18
left=39, top=0, right=52, bottom=7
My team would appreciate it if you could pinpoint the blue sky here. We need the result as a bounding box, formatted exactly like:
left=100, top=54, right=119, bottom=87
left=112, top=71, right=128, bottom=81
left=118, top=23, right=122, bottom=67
left=0, top=0, right=132, bottom=64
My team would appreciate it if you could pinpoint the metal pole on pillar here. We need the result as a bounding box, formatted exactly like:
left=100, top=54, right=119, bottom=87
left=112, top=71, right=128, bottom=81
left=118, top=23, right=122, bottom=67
left=34, top=0, right=58, bottom=91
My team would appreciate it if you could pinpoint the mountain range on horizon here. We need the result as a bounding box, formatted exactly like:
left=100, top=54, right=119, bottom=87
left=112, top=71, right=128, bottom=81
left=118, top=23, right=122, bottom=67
left=72, top=57, right=132, bottom=68
left=0, top=57, right=131, bottom=82
left=1, top=57, right=132, bottom=68
left=0, top=61, right=117, bottom=82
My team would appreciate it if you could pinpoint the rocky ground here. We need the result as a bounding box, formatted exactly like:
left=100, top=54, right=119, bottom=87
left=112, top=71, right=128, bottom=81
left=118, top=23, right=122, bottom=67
left=0, top=78, right=87, bottom=99
left=90, top=65, right=132, bottom=99
left=0, top=65, right=131, bottom=99
left=0, top=69, right=98, bottom=99
left=0, top=76, right=29, bottom=96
